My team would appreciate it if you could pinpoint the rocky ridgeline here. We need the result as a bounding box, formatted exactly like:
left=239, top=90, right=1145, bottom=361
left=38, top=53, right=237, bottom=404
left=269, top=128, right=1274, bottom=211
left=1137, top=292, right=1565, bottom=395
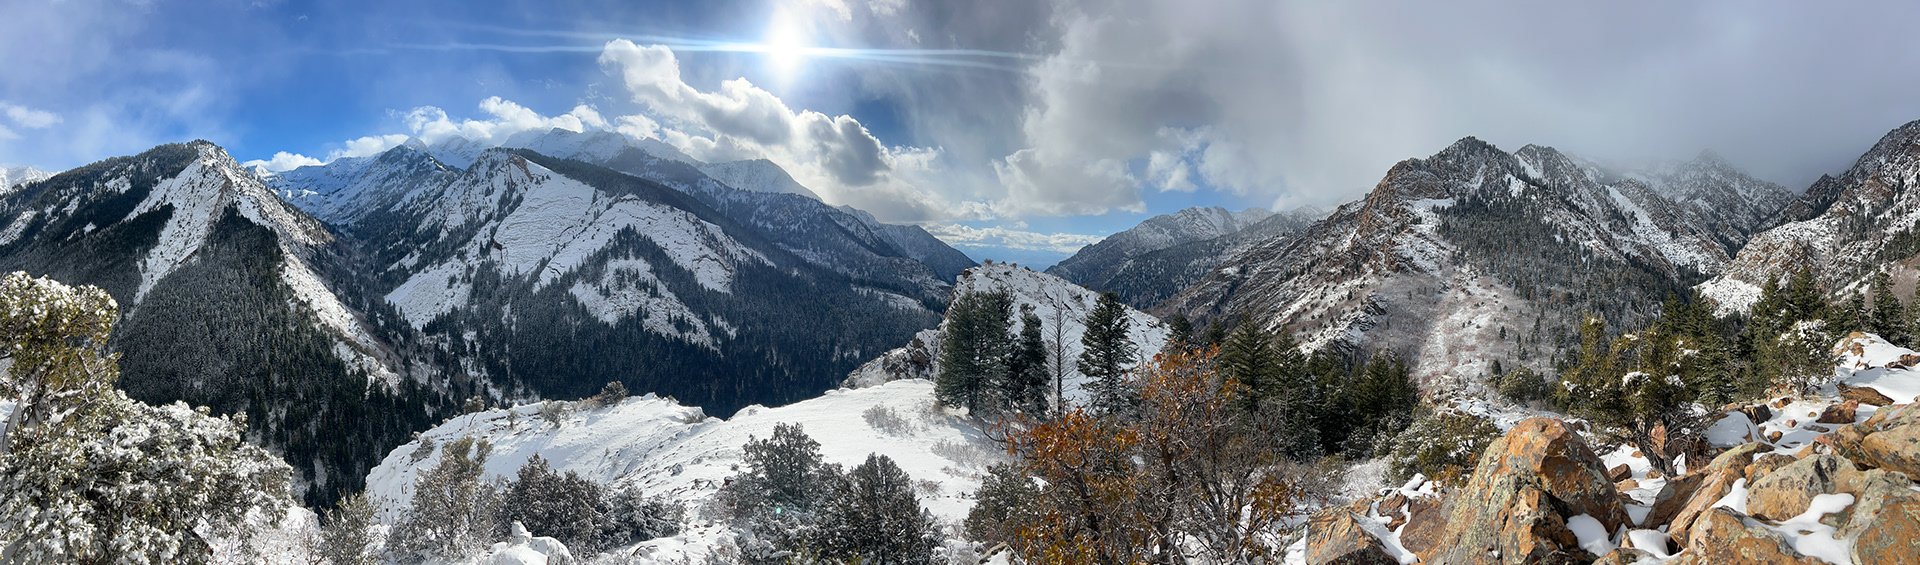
left=1305, top=334, right=1920, bottom=565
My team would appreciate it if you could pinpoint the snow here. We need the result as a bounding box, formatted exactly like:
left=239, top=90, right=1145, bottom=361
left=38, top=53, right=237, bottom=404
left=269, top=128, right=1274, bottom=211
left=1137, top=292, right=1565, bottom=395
left=1626, top=529, right=1673, bottom=559
left=1710, top=478, right=1749, bottom=514
left=1353, top=512, right=1421, bottom=565
left=697, top=159, right=822, bottom=200
left=1565, top=513, right=1616, bottom=557
left=366, top=379, right=999, bottom=561
left=1760, top=493, right=1854, bottom=565
left=567, top=259, right=719, bottom=349
left=1705, top=412, right=1759, bottom=448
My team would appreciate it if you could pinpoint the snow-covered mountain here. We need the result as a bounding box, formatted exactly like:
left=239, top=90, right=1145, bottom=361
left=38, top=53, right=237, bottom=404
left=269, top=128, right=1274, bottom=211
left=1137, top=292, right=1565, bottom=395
left=1050, top=205, right=1327, bottom=308
left=1630, top=150, right=1794, bottom=256
left=264, top=139, right=454, bottom=226
left=1698, top=120, right=1920, bottom=315
left=844, top=263, right=1170, bottom=404
left=1158, top=138, right=1781, bottom=384
left=0, top=165, right=56, bottom=194
left=337, top=148, right=940, bottom=415
left=0, top=141, right=451, bottom=505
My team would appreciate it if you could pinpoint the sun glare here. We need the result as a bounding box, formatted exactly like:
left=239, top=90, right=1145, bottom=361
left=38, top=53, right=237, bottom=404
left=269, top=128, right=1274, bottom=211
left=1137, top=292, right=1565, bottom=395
left=763, top=19, right=809, bottom=75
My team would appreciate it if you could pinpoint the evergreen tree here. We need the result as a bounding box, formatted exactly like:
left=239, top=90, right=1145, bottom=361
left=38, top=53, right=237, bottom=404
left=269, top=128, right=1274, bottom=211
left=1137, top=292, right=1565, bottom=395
left=1218, top=319, right=1278, bottom=414
left=321, top=491, right=380, bottom=565
left=817, top=454, right=938, bottom=564
left=1003, top=308, right=1051, bottom=417
left=391, top=436, right=501, bottom=562
left=505, top=454, right=606, bottom=553
left=1201, top=316, right=1230, bottom=349
left=1165, top=312, right=1194, bottom=352
left=1079, top=292, right=1138, bottom=417
left=1871, top=270, right=1908, bottom=346
left=0, top=272, right=296, bottom=563
left=1830, top=292, right=1866, bottom=337
left=936, top=289, right=1015, bottom=414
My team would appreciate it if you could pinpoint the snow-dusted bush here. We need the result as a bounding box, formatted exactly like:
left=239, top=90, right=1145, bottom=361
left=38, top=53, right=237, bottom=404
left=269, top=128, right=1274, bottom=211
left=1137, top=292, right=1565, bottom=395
left=1385, top=410, right=1502, bottom=487
left=1497, top=366, right=1549, bottom=403
left=389, top=436, right=502, bottom=562
left=539, top=400, right=572, bottom=427
left=505, top=454, right=605, bottom=554
left=321, top=491, right=380, bottom=565
left=600, top=486, right=684, bottom=547
left=963, top=463, right=1042, bottom=545
left=0, top=272, right=296, bottom=563
left=862, top=404, right=914, bottom=435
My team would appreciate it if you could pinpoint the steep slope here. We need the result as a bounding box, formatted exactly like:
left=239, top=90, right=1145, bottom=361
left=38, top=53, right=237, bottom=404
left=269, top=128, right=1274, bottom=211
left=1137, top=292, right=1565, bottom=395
left=695, top=158, right=822, bottom=200
left=1632, top=151, right=1794, bottom=255
left=845, top=263, right=1170, bottom=405
left=0, top=141, right=450, bottom=506
left=1063, top=206, right=1328, bottom=308
left=343, top=149, right=940, bottom=416
left=264, top=139, right=455, bottom=226
left=0, top=165, right=56, bottom=194
left=1699, top=120, right=1920, bottom=314
left=1048, top=205, right=1275, bottom=285
left=1159, top=138, right=1750, bottom=383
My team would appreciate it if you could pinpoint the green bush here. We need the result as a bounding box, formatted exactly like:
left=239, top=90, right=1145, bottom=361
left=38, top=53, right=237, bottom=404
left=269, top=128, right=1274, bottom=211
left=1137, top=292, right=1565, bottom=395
left=1386, top=410, right=1502, bottom=487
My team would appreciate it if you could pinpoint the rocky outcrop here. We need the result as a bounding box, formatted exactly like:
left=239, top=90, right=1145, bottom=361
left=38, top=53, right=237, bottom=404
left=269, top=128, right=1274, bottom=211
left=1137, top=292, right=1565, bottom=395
left=1668, top=508, right=1823, bottom=565
left=1840, top=383, right=1896, bottom=406
left=1744, top=454, right=1856, bottom=521
left=1825, top=403, right=1920, bottom=476
left=1398, top=418, right=1627, bottom=564
left=1305, top=509, right=1401, bottom=565
left=1665, top=442, right=1770, bottom=546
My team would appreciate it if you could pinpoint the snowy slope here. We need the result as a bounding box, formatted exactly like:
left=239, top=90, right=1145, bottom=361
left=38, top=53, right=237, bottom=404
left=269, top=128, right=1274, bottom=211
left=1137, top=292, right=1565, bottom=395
left=264, top=139, right=452, bottom=226
left=1048, top=205, right=1277, bottom=286
left=365, top=379, right=1000, bottom=560
left=845, top=263, right=1170, bottom=406
left=697, top=159, right=822, bottom=200
left=0, top=165, right=55, bottom=195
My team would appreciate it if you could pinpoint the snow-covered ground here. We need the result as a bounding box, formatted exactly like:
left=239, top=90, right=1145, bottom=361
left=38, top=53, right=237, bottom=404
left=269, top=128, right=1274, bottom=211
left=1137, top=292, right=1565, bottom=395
left=366, top=379, right=1002, bottom=562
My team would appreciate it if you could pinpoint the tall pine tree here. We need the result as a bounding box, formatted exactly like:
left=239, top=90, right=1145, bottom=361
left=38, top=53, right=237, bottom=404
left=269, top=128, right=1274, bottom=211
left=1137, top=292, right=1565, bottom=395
left=1871, top=270, right=1908, bottom=346
left=1003, top=308, right=1052, bottom=417
left=1080, top=292, right=1137, bottom=417
left=937, top=289, right=1015, bottom=414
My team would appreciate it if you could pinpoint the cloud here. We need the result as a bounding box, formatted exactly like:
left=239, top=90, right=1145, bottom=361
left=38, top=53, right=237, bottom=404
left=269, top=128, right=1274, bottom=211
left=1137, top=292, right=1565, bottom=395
left=241, top=151, right=324, bottom=173
left=922, top=223, right=1105, bottom=253
left=1, top=103, right=61, bottom=129
left=403, top=98, right=609, bottom=147
left=598, top=39, right=973, bottom=222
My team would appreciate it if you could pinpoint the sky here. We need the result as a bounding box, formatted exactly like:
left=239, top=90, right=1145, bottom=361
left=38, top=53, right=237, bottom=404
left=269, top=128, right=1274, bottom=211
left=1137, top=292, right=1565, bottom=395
left=5, top=1, right=1920, bottom=267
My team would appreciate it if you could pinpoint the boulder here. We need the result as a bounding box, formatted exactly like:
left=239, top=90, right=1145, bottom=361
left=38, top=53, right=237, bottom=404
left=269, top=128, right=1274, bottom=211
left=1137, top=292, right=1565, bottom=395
left=1591, top=548, right=1652, bottom=565
left=1668, top=508, right=1823, bottom=565
left=1816, top=400, right=1859, bottom=425
left=1836, top=469, right=1920, bottom=540
left=1607, top=464, right=1631, bottom=482
left=1743, top=454, right=1855, bottom=521
left=1742, top=453, right=1797, bottom=483
left=1853, top=497, right=1920, bottom=565
left=1306, top=509, right=1400, bottom=565
left=1664, top=442, right=1770, bottom=545
left=1826, top=403, right=1920, bottom=477
left=1399, top=418, right=1627, bottom=565
left=1841, top=384, right=1897, bottom=406
left=1644, top=472, right=1704, bottom=528
left=1735, top=404, right=1772, bottom=427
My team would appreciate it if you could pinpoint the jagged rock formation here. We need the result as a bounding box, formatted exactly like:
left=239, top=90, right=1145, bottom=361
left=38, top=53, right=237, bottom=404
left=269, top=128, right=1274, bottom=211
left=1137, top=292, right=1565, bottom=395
left=1397, top=418, right=1628, bottom=564
left=0, top=165, right=56, bottom=194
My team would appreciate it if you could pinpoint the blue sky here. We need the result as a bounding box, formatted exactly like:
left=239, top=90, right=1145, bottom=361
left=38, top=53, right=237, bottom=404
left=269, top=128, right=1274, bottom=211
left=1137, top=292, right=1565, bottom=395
left=6, top=1, right=1920, bottom=268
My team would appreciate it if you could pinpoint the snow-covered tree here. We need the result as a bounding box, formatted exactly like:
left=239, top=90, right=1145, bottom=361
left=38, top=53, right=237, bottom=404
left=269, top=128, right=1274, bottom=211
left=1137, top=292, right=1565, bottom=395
left=816, top=454, right=937, bottom=564
left=320, top=491, right=380, bottom=565
left=937, top=288, right=1014, bottom=414
left=1079, top=292, right=1137, bottom=417
left=599, top=486, right=684, bottom=548
left=504, top=454, right=604, bottom=554
left=0, top=271, right=295, bottom=564
left=389, top=436, right=501, bottom=562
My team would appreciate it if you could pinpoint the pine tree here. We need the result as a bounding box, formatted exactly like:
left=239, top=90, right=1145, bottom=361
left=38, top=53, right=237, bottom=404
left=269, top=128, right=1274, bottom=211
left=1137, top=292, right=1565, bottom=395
left=505, top=454, right=606, bottom=553
left=1165, top=312, right=1194, bottom=352
left=1003, top=308, right=1051, bottom=417
left=1201, top=316, right=1230, bottom=349
left=817, top=454, right=938, bottom=564
left=391, top=436, right=501, bottom=562
left=1871, top=270, right=1908, bottom=346
left=1079, top=292, right=1137, bottom=417
left=1219, top=319, right=1278, bottom=413
left=321, top=491, right=380, bottom=565
left=937, top=289, right=1015, bottom=414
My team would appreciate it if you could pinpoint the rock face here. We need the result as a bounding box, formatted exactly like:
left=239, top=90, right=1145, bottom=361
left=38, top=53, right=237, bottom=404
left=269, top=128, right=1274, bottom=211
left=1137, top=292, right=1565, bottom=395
left=1841, top=384, right=1896, bottom=406
left=1305, top=509, right=1401, bottom=565
left=1669, top=508, right=1823, bottom=565
left=1665, top=442, right=1770, bottom=546
left=1399, top=418, right=1628, bottom=564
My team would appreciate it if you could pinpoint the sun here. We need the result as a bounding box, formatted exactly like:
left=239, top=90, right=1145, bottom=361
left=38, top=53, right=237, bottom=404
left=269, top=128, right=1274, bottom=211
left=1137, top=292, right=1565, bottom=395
left=763, top=19, right=810, bottom=75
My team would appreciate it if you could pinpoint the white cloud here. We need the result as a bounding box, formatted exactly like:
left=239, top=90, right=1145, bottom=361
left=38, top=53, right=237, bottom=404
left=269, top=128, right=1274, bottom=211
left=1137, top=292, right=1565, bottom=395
left=0, top=124, right=15, bottom=141
left=923, top=223, right=1105, bottom=253
left=598, top=40, right=979, bottom=223
left=328, top=134, right=413, bottom=161
left=1, top=103, right=61, bottom=129
left=241, top=151, right=324, bottom=173
left=402, top=97, right=609, bottom=147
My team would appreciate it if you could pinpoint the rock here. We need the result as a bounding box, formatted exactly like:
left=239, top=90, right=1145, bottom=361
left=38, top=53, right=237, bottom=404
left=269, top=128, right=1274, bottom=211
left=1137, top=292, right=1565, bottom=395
left=1766, top=430, right=1782, bottom=443
left=1666, top=442, right=1770, bottom=546
left=1608, top=464, right=1632, bottom=482
left=1669, top=508, right=1823, bottom=565
left=1399, top=418, right=1627, bottom=564
left=1895, top=353, right=1920, bottom=370
left=1646, top=472, right=1705, bottom=528
left=1744, top=454, right=1855, bottom=521
left=1786, top=419, right=1798, bottom=428
left=1842, top=384, right=1897, bottom=406
left=1853, top=496, right=1920, bottom=565
left=1743, top=453, right=1797, bottom=483
left=1618, top=478, right=1640, bottom=491
left=1772, top=397, right=1791, bottom=409
left=1591, top=548, right=1652, bottom=565
left=1306, top=509, right=1400, bottom=565
left=1736, top=404, right=1773, bottom=427
left=1836, top=469, right=1920, bottom=540
left=1827, top=402, right=1920, bottom=477
left=1816, top=400, right=1859, bottom=424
